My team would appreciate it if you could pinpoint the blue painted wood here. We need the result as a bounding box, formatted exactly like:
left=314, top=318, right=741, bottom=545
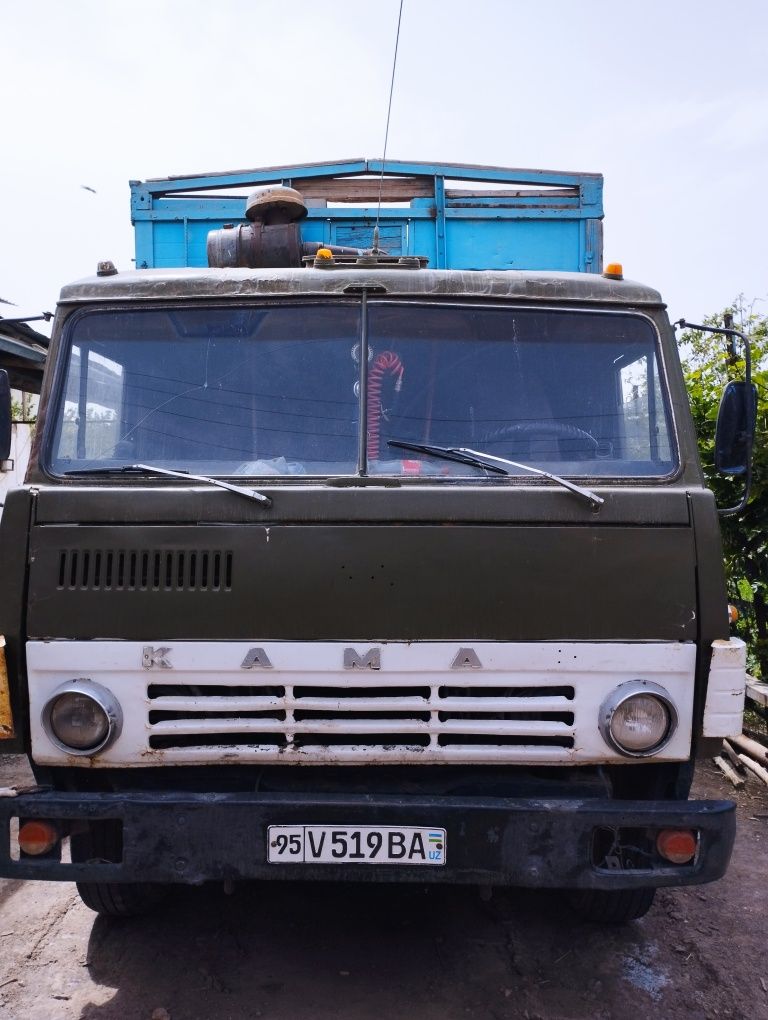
left=133, top=159, right=601, bottom=194
left=434, top=175, right=447, bottom=269
left=131, top=160, right=604, bottom=273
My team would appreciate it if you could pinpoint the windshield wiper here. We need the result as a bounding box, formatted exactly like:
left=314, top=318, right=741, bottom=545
left=64, top=464, right=272, bottom=507
left=387, top=441, right=604, bottom=509
left=387, top=441, right=508, bottom=475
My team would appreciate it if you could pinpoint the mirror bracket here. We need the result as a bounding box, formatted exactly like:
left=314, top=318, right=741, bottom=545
left=674, top=319, right=755, bottom=516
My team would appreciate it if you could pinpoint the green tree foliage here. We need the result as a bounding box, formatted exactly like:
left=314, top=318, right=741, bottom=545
left=681, top=301, right=768, bottom=679
left=10, top=394, right=36, bottom=424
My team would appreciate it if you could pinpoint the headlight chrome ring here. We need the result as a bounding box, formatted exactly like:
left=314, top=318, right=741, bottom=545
left=41, top=679, right=122, bottom=757
left=599, top=680, right=678, bottom=757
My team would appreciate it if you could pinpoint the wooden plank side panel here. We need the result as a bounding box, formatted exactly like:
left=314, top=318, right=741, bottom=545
left=0, top=636, right=15, bottom=740
left=301, top=178, right=433, bottom=202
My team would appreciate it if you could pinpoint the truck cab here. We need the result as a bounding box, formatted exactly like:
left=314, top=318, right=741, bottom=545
left=0, top=161, right=746, bottom=922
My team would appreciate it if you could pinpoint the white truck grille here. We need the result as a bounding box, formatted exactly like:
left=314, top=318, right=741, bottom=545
left=26, top=640, right=697, bottom=766
left=147, top=678, right=576, bottom=759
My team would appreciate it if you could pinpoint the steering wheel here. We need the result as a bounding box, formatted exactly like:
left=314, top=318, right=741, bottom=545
left=481, top=421, right=598, bottom=458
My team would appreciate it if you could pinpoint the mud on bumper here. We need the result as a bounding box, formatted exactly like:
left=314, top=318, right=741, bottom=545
left=0, top=790, right=735, bottom=889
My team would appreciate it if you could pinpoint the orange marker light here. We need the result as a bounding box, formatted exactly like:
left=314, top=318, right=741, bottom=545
left=656, top=828, right=697, bottom=865
left=314, top=247, right=335, bottom=269
left=18, top=820, right=59, bottom=856
left=603, top=263, right=624, bottom=280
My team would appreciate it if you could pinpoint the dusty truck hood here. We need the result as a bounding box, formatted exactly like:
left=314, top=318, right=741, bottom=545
left=27, top=484, right=698, bottom=642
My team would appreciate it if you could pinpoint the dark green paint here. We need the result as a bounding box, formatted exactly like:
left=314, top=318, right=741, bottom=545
left=29, top=520, right=697, bottom=642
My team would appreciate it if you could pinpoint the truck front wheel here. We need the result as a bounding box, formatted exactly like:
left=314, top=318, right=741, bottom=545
left=74, top=879, right=167, bottom=917
left=70, top=822, right=167, bottom=917
left=566, top=887, right=656, bottom=924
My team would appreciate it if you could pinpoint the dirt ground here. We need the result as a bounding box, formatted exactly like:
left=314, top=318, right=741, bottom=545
left=0, top=756, right=765, bottom=1020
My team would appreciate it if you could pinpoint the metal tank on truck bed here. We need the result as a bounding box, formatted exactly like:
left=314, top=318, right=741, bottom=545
left=0, top=160, right=751, bottom=923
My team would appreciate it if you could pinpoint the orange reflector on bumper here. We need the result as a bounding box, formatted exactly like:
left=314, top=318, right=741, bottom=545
left=18, top=820, right=59, bottom=857
left=657, top=828, right=698, bottom=864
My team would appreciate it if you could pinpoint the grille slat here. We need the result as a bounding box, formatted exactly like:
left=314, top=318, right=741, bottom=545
left=151, top=696, right=287, bottom=713
left=149, top=717, right=573, bottom=738
left=149, top=694, right=571, bottom=714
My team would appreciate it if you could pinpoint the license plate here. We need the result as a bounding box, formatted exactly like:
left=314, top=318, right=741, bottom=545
left=267, top=825, right=446, bottom=865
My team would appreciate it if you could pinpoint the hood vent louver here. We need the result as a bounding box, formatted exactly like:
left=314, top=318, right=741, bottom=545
left=56, top=549, right=233, bottom=593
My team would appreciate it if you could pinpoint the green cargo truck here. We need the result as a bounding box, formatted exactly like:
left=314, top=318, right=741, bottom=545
left=0, top=161, right=753, bottom=923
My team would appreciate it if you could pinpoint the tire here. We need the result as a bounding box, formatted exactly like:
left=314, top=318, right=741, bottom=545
left=567, top=887, right=656, bottom=924
left=74, top=879, right=167, bottom=917
left=71, top=821, right=167, bottom=917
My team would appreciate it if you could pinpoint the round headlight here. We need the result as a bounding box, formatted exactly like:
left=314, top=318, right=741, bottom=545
left=42, top=680, right=122, bottom=756
left=599, top=682, right=677, bottom=757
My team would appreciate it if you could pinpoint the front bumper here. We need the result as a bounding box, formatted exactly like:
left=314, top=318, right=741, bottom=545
left=0, top=790, right=735, bottom=889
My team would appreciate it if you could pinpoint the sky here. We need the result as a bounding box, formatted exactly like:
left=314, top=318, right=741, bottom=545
left=2, top=0, right=767, bottom=331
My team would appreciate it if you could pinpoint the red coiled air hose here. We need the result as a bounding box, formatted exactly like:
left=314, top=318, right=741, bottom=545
left=366, top=351, right=404, bottom=460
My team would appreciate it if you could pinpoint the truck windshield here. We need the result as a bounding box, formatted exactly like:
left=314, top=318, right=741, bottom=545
left=49, top=302, right=676, bottom=479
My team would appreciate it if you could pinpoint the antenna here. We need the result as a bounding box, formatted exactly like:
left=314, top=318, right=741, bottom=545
left=373, top=0, right=405, bottom=253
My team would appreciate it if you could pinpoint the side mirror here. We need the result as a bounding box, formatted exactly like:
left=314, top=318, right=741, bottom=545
left=714, top=380, right=757, bottom=475
left=0, top=370, right=11, bottom=463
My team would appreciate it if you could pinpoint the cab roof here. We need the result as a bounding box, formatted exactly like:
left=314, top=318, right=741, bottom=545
left=59, top=267, right=663, bottom=307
